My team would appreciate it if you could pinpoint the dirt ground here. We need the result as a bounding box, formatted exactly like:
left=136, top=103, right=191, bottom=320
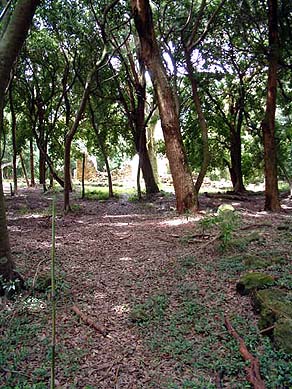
left=2, top=187, right=292, bottom=388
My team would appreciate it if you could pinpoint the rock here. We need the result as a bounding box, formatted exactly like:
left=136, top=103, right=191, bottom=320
left=243, top=255, right=268, bottom=269
left=236, top=272, right=275, bottom=295
left=274, top=318, right=292, bottom=354
left=253, top=288, right=292, bottom=353
left=217, top=204, right=235, bottom=214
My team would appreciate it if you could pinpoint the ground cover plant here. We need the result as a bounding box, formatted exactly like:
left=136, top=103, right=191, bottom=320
left=1, top=187, right=292, bottom=388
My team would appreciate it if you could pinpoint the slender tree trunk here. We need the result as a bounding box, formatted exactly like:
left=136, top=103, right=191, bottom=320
left=136, top=128, right=159, bottom=195
left=184, top=50, right=210, bottom=195
left=64, top=79, right=91, bottom=212
left=230, top=124, right=246, bottom=194
left=37, top=101, right=46, bottom=185
left=30, top=137, right=35, bottom=186
left=0, top=166, right=14, bottom=280
left=0, top=103, right=14, bottom=280
left=19, top=152, right=29, bottom=187
left=32, top=126, right=64, bottom=187
left=135, top=75, right=159, bottom=195
left=81, top=153, right=85, bottom=199
left=0, top=0, right=39, bottom=281
left=64, top=49, right=107, bottom=213
left=89, top=102, right=114, bottom=198
left=39, top=147, right=46, bottom=185
left=147, top=122, right=159, bottom=183
left=137, top=161, right=142, bottom=200
left=262, top=0, right=281, bottom=211
left=131, top=0, right=197, bottom=213
left=104, top=155, right=114, bottom=198
left=9, top=85, right=18, bottom=194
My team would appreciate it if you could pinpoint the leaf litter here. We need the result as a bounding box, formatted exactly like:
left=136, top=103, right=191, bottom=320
left=1, top=187, right=292, bottom=388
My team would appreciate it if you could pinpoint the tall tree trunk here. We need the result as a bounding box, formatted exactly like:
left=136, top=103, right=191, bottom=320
left=32, top=125, right=64, bottom=187
left=9, top=85, right=18, bottom=194
left=39, top=146, right=46, bottom=185
left=229, top=122, right=245, bottom=194
left=0, top=0, right=39, bottom=281
left=0, top=166, right=14, bottom=280
left=135, top=71, right=159, bottom=195
left=89, top=101, right=114, bottom=198
left=36, top=100, right=46, bottom=185
left=262, top=0, right=281, bottom=211
left=104, top=154, right=114, bottom=198
left=20, top=152, right=29, bottom=187
left=30, top=137, right=35, bottom=186
left=184, top=50, right=210, bottom=195
left=64, top=78, right=91, bottom=212
left=147, top=123, right=159, bottom=184
left=131, top=0, right=197, bottom=213
left=81, top=153, right=85, bottom=199
left=64, top=48, right=107, bottom=213
left=136, top=126, right=159, bottom=195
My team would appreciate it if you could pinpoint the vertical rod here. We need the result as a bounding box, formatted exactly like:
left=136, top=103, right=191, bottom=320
left=50, top=196, right=56, bottom=389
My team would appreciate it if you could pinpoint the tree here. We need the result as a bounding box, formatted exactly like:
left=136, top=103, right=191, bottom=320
left=262, top=0, right=281, bottom=211
left=131, top=0, right=197, bottom=213
left=0, top=0, right=39, bottom=281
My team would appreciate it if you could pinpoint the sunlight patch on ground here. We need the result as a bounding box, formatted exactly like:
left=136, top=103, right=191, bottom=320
left=94, top=292, right=106, bottom=299
left=281, top=203, right=292, bottom=211
left=119, top=257, right=133, bottom=261
left=112, top=304, right=130, bottom=315
left=103, top=214, right=143, bottom=219
left=24, top=214, right=46, bottom=219
left=22, top=297, right=47, bottom=312
left=160, top=216, right=200, bottom=226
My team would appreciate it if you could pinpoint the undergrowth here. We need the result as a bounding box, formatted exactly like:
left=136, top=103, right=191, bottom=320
left=130, top=210, right=292, bottom=388
left=0, top=273, right=79, bottom=388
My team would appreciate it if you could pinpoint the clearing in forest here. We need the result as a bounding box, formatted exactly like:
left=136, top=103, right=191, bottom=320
left=1, top=188, right=292, bottom=388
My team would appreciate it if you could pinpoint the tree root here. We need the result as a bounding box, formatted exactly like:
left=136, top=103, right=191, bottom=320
left=224, top=316, right=266, bottom=389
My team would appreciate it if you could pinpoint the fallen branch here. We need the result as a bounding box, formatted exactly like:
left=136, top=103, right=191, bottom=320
left=259, top=324, right=275, bottom=334
left=224, top=317, right=266, bottom=389
left=1, top=367, right=30, bottom=378
left=72, top=305, right=108, bottom=337
left=205, top=192, right=250, bottom=201
left=241, top=224, right=272, bottom=231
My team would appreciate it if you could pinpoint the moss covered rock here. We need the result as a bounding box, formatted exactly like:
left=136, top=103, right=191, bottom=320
left=236, top=272, right=275, bottom=295
left=274, top=318, right=292, bottom=354
left=243, top=253, right=285, bottom=269
left=243, top=255, right=268, bottom=269
left=252, top=288, right=292, bottom=353
left=217, top=204, right=235, bottom=214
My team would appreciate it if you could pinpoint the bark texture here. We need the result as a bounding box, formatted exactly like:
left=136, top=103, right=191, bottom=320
left=0, top=0, right=39, bottom=280
left=131, top=0, right=197, bottom=212
left=262, top=0, right=281, bottom=211
left=9, top=85, right=18, bottom=193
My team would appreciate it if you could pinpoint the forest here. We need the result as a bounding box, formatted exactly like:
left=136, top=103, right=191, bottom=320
left=0, top=0, right=292, bottom=388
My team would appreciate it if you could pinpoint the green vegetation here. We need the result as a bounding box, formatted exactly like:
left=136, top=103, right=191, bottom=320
left=129, top=211, right=292, bottom=387
left=130, top=280, right=292, bottom=388
left=199, top=209, right=240, bottom=251
left=236, top=272, right=275, bottom=296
